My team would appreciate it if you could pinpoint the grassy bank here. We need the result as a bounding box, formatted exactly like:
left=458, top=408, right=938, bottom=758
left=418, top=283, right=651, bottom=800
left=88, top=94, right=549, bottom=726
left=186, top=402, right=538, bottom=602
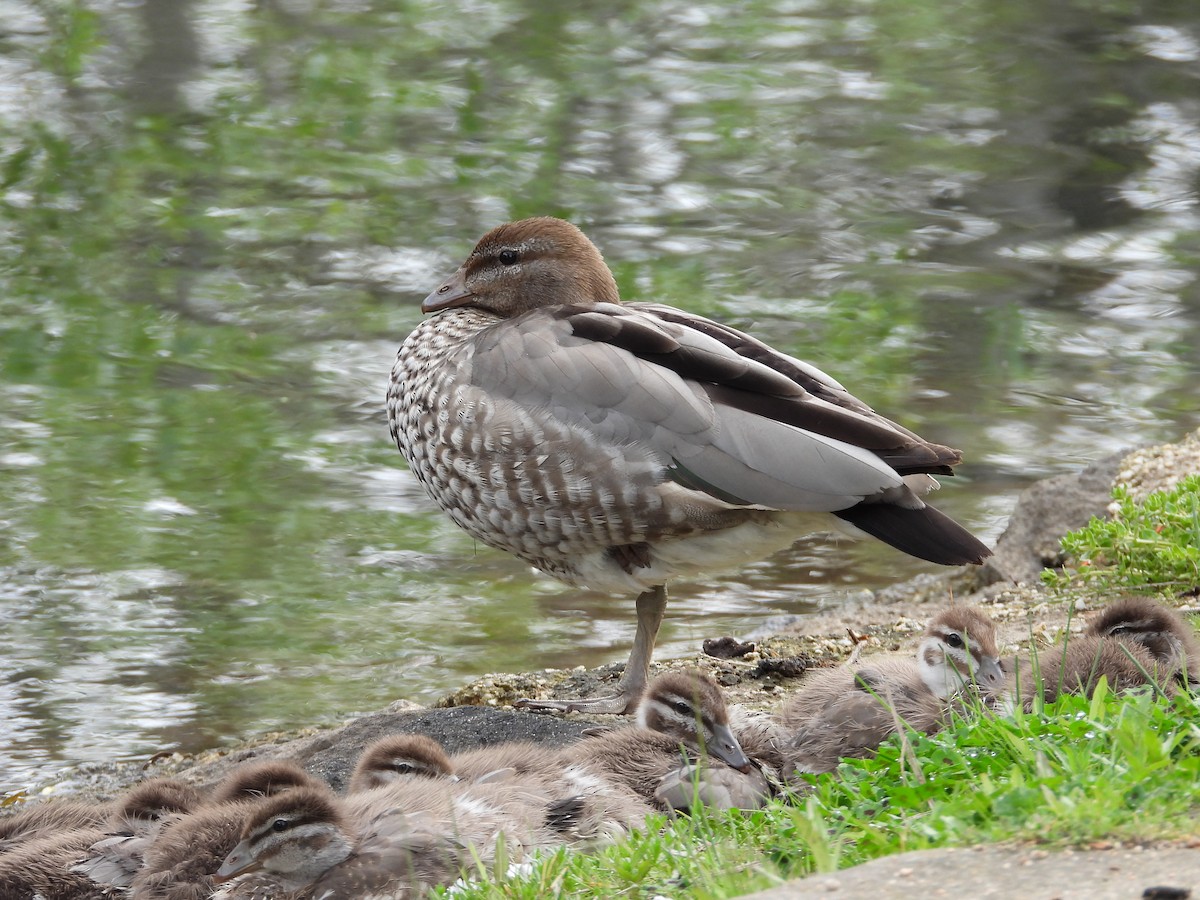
left=441, top=477, right=1200, bottom=899
left=442, top=688, right=1200, bottom=898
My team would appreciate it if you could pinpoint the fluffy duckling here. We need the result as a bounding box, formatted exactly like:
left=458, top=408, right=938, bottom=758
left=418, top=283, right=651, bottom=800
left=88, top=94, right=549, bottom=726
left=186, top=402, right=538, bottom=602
left=217, top=769, right=603, bottom=898
left=351, top=732, right=564, bottom=786
left=351, top=733, right=540, bottom=791
left=1010, top=599, right=1198, bottom=708
left=1012, top=636, right=1161, bottom=708
left=351, top=735, right=652, bottom=848
left=0, top=777, right=198, bottom=899
left=635, top=671, right=753, bottom=768
left=348, top=734, right=459, bottom=792
left=1086, top=596, right=1199, bottom=686
left=130, top=759, right=323, bottom=900
left=389, top=217, right=991, bottom=714
left=350, top=734, right=546, bottom=788
left=0, top=778, right=199, bottom=858
left=0, top=800, right=108, bottom=856
left=781, top=605, right=1004, bottom=774
left=213, top=786, right=461, bottom=899
left=70, top=778, right=203, bottom=891
left=558, top=670, right=755, bottom=809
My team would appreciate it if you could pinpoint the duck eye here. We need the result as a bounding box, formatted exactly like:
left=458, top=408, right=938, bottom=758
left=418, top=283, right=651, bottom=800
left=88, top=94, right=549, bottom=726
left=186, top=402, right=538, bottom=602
left=497, top=249, right=520, bottom=265
left=945, top=632, right=964, bottom=649
left=272, top=818, right=289, bottom=832
left=673, top=701, right=692, bottom=716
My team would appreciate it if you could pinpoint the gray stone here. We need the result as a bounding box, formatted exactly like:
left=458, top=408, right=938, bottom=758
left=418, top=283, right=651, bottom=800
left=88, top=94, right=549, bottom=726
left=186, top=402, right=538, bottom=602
left=175, top=705, right=595, bottom=793
left=745, top=844, right=1200, bottom=900
left=983, top=449, right=1130, bottom=585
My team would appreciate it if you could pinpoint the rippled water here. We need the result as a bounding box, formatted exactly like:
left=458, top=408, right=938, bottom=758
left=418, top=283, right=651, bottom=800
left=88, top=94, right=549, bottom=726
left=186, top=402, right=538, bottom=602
left=1, top=0, right=1197, bottom=789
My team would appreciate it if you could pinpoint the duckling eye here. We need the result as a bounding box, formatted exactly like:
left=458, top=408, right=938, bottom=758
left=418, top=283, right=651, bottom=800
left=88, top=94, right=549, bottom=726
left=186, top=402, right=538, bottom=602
left=497, top=249, right=520, bottom=265
left=271, top=818, right=289, bottom=832
left=673, top=701, right=692, bottom=716
left=945, top=632, right=964, bottom=649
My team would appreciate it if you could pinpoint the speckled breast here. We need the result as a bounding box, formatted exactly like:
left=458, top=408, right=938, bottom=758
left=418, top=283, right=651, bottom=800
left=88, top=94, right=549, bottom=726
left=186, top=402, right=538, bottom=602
left=386, top=310, right=678, bottom=583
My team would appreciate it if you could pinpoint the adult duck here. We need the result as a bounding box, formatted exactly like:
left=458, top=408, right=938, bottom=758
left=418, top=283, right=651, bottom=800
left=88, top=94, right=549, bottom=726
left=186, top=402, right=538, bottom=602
left=388, top=217, right=991, bottom=713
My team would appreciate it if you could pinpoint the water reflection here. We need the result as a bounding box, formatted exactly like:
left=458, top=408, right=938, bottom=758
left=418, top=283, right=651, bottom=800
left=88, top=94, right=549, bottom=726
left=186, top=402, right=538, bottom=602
left=0, top=0, right=1197, bottom=788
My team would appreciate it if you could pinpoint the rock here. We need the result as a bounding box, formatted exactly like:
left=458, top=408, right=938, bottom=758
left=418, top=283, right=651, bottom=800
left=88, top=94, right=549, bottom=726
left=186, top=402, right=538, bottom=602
left=742, top=843, right=1200, bottom=900
left=702, top=636, right=757, bottom=659
left=982, top=448, right=1130, bottom=585
left=752, top=657, right=809, bottom=678
left=168, top=705, right=596, bottom=793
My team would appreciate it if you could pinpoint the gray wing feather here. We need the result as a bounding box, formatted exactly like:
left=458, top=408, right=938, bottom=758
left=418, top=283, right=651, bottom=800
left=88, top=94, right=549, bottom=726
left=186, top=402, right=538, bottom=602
left=679, top=405, right=902, bottom=507
left=475, top=320, right=714, bottom=439
left=470, top=309, right=901, bottom=512
left=71, top=833, right=149, bottom=888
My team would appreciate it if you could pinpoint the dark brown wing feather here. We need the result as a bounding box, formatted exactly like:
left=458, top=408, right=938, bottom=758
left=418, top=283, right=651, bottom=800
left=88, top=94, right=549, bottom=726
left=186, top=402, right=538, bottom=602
left=567, top=303, right=962, bottom=476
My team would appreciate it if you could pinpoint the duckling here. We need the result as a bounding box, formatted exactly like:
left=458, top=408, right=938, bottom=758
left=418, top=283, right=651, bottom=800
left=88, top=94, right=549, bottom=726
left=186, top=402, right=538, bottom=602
left=349, top=732, right=555, bottom=788
left=637, top=671, right=754, bottom=767
left=0, top=800, right=108, bottom=856
left=389, top=217, right=991, bottom=715
left=213, top=786, right=462, bottom=899
left=451, top=745, right=654, bottom=846
left=558, top=670, right=755, bottom=809
left=130, top=759, right=324, bottom=900
left=350, top=734, right=533, bottom=788
left=1012, top=635, right=1163, bottom=708
left=780, top=605, right=1005, bottom=726
left=0, top=777, right=198, bottom=899
left=349, top=734, right=651, bottom=848
left=70, top=778, right=204, bottom=891
left=1086, top=596, right=1200, bottom=686
left=219, top=768, right=604, bottom=898
left=0, top=779, right=200, bottom=858
left=781, top=605, right=1004, bottom=774
left=1010, top=598, right=1200, bottom=709
left=348, top=734, right=459, bottom=792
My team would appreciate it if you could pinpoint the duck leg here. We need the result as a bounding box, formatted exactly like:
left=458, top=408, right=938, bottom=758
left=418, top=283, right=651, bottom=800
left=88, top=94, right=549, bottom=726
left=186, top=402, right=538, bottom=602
left=516, top=585, right=667, bottom=715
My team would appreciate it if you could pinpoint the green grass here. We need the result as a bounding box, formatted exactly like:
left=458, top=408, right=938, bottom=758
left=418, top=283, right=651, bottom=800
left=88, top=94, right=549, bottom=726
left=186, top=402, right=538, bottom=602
left=822, top=684, right=1200, bottom=853
left=1042, top=475, right=1200, bottom=593
left=440, top=685, right=1200, bottom=898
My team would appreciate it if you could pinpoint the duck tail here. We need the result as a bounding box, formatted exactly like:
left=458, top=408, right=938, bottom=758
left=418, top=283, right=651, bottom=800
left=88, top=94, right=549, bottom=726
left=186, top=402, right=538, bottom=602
left=834, top=503, right=992, bottom=566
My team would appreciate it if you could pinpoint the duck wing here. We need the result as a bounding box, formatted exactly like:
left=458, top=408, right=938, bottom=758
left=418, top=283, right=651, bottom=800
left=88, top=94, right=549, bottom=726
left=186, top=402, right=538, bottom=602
left=71, top=831, right=151, bottom=889
left=467, top=302, right=988, bottom=564
left=655, top=762, right=773, bottom=812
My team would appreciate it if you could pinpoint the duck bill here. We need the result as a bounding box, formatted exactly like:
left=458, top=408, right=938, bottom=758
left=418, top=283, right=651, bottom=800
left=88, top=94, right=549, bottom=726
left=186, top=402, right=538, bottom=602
left=213, top=839, right=262, bottom=883
left=709, top=723, right=753, bottom=773
left=976, top=656, right=1007, bottom=698
left=422, top=267, right=474, bottom=313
